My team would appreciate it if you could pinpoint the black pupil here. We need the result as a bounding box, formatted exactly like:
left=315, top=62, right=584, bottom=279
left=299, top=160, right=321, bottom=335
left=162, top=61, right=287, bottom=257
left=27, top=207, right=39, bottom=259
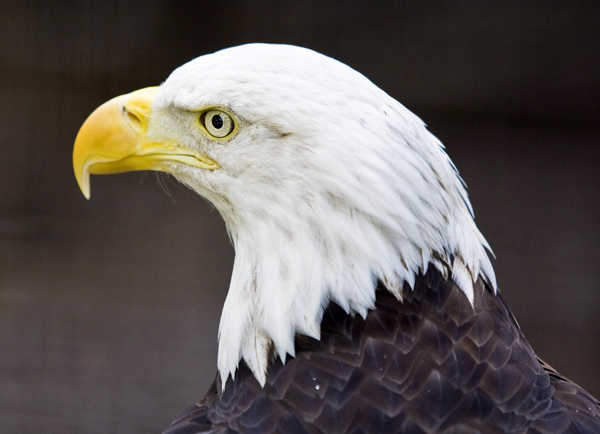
left=211, top=114, right=224, bottom=129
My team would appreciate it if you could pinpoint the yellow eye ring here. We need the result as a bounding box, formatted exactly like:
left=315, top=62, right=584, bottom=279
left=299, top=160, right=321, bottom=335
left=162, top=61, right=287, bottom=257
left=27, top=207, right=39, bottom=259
left=202, top=110, right=234, bottom=138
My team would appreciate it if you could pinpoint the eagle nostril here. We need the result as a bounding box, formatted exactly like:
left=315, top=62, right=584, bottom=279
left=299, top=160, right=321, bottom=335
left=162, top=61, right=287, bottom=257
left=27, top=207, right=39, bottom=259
left=123, top=106, right=143, bottom=133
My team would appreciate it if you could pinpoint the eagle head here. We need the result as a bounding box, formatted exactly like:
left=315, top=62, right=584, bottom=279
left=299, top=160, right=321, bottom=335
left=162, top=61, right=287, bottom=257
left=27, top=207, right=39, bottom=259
left=73, top=43, right=495, bottom=387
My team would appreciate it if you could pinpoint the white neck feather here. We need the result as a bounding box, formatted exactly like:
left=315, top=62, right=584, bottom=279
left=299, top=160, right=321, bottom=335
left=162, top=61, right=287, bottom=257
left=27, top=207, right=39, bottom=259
left=159, top=44, right=497, bottom=389
left=178, top=108, right=496, bottom=389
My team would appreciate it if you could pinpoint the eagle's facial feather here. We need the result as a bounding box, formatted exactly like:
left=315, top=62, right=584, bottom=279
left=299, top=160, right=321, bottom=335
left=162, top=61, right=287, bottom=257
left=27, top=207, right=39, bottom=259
left=76, top=43, right=496, bottom=388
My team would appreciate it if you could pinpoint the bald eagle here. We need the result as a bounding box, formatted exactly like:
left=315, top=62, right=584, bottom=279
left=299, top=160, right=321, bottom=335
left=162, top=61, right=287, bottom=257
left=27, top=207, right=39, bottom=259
left=73, top=44, right=600, bottom=433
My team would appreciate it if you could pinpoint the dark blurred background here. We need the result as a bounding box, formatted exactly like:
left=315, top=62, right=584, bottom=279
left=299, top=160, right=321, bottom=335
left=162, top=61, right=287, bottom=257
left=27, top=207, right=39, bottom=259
left=1, top=1, right=599, bottom=432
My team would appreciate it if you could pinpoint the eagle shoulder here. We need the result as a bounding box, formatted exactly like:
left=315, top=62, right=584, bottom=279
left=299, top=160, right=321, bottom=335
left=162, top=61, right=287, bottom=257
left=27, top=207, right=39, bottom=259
left=163, top=266, right=600, bottom=434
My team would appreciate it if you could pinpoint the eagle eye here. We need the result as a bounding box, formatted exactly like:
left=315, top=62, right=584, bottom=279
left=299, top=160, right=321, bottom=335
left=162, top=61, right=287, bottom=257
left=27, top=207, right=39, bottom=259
left=202, top=109, right=234, bottom=138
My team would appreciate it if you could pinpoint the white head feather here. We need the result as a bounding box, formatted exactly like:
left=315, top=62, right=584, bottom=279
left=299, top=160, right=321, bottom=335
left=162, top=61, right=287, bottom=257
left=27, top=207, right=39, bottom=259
left=148, top=43, right=496, bottom=387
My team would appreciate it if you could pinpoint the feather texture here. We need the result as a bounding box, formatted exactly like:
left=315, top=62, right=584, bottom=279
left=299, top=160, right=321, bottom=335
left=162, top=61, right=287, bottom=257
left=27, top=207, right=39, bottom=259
left=163, top=266, right=600, bottom=433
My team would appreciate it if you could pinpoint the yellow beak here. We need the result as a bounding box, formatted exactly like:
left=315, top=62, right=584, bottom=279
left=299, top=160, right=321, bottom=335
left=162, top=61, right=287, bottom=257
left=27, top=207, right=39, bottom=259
left=73, top=86, right=218, bottom=199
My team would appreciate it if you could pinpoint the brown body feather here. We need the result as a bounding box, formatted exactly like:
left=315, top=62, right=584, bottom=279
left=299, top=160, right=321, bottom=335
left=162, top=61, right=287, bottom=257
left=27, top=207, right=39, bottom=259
left=163, top=266, right=600, bottom=433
